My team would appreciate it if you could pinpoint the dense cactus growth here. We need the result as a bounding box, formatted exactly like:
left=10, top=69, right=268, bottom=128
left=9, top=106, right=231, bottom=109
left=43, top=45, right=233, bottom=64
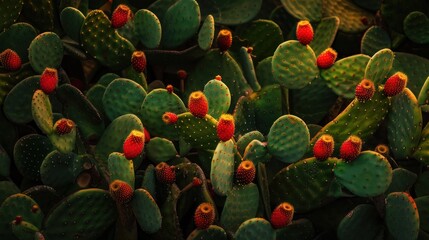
left=1, top=0, right=429, bottom=239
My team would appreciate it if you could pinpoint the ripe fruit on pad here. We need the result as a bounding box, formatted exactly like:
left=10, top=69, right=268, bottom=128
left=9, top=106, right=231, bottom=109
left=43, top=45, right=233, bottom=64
left=0, top=49, right=21, bottom=71
left=177, top=69, right=187, bottom=80
left=188, top=91, right=208, bottom=118
left=123, top=130, right=145, bottom=159
left=383, top=72, right=408, bottom=97
left=339, top=135, right=362, bottom=161
left=236, top=160, right=256, bottom=185
left=131, top=51, right=146, bottom=72
left=271, top=202, right=294, bottom=229
left=166, top=85, right=174, bottom=93
left=217, top=29, right=232, bottom=52
left=40, top=68, right=58, bottom=94
left=162, top=112, right=178, bottom=125
left=355, top=79, right=375, bottom=101
left=313, top=134, right=334, bottom=160
left=111, top=4, right=132, bottom=29
left=296, top=20, right=314, bottom=45
left=143, top=128, right=151, bottom=143
left=110, top=179, right=134, bottom=204
left=155, top=162, right=176, bottom=184
left=194, top=202, right=215, bottom=229
left=54, top=118, right=75, bottom=135
left=317, top=48, right=337, bottom=69
left=217, top=114, right=235, bottom=141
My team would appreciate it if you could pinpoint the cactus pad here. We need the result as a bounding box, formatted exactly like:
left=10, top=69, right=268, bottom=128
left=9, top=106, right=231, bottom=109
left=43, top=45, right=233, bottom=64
left=0, top=0, right=23, bottom=30
left=270, top=157, right=340, bottom=213
left=387, top=89, right=422, bottom=160
left=237, top=131, right=265, bottom=155
left=235, top=218, right=276, bottom=240
left=321, top=54, right=370, bottom=99
left=198, top=0, right=263, bottom=25
left=0, top=22, right=37, bottom=62
left=31, top=90, right=53, bottom=135
left=310, top=16, right=340, bottom=56
left=361, top=26, right=391, bottom=56
left=220, top=183, right=260, bottom=233
left=132, top=188, right=162, bottom=233
left=146, top=137, right=177, bottom=163
left=337, top=204, right=383, bottom=240
left=28, top=32, right=63, bottom=74
left=334, top=151, right=392, bottom=197
left=43, top=189, right=117, bottom=240
left=198, top=15, right=215, bottom=51
left=80, top=10, right=135, bottom=69
left=103, top=78, right=147, bottom=121
left=135, top=9, right=162, bottom=49
left=272, top=40, right=318, bottom=89
left=243, top=139, right=269, bottom=164
left=385, top=192, right=419, bottom=240
left=161, top=0, right=201, bottom=48
left=60, top=7, right=85, bottom=42
left=210, top=140, right=235, bottom=196
left=203, top=78, right=231, bottom=120
left=187, top=225, right=227, bottom=240
left=364, top=48, right=394, bottom=85
left=267, top=115, right=310, bottom=163
left=107, top=152, right=135, bottom=189
left=280, top=0, right=322, bottom=22
left=176, top=112, right=218, bottom=150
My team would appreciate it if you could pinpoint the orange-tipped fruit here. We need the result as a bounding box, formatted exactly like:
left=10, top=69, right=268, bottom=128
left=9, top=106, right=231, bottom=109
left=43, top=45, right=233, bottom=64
left=217, top=114, right=235, bottom=141
left=355, top=79, right=375, bottom=101
left=131, top=51, right=146, bottom=72
left=54, top=118, right=75, bottom=135
left=383, top=72, right=408, bottom=97
left=0, top=49, right=21, bottom=71
left=217, top=29, right=232, bottom=52
left=123, top=130, right=145, bottom=159
left=313, top=134, right=334, bottom=161
left=194, top=203, right=215, bottom=229
left=215, top=75, right=222, bottom=81
left=40, top=68, right=58, bottom=94
left=31, top=205, right=39, bottom=213
left=192, top=177, right=202, bottom=187
left=111, top=4, right=132, bottom=28
left=156, top=162, right=176, bottom=184
left=236, top=160, right=256, bottom=185
left=375, top=144, right=389, bottom=157
left=317, top=48, right=337, bottom=69
left=166, top=84, right=174, bottom=93
left=340, top=135, right=362, bottom=161
left=188, top=91, right=208, bottom=118
left=296, top=21, right=314, bottom=45
left=271, top=202, right=294, bottom=229
left=110, top=180, right=134, bottom=204
left=162, top=112, right=178, bottom=125
left=177, top=70, right=187, bottom=80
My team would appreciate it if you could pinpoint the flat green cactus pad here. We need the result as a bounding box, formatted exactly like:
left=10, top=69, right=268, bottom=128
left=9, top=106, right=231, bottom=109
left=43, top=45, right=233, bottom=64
left=385, top=192, right=419, bottom=240
left=280, top=0, right=322, bottom=22
left=146, top=137, right=177, bottom=163
left=0, top=194, right=43, bottom=239
left=210, top=140, right=235, bottom=196
left=44, top=189, right=117, bottom=240
left=0, top=0, right=23, bottom=30
left=337, top=204, right=383, bottom=240
left=310, top=16, right=340, bottom=56
left=198, top=0, right=262, bottom=25
left=176, top=112, right=218, bottom=150
left=235, top=218, right=276, bottom=240
left=272, top=40, right=318, bottom=89
left=60, top=7, right=85, bottom=42
left=132, top=188, right=162, bottom=234
left=187, top=225, right=227, bottom=240
left=28, top=32, right=63, bottom=74
left=334, top=151, right=392, bottom=197
left=108, top=152, right=135, bottom=189
left=32, top=90, right=53, bottom=135
left=364, top=48, right=394, bottom=85
left=267, top=115, right=310, bottom=163
left=0, top=22, right=37, bottom=62
left=361, top=26, right=391, bottom=56
left=135, top=9, right=162, bottom=49
left=270, top=157, right=341, bottom=213
left=198, top=14, right=215, bottom=51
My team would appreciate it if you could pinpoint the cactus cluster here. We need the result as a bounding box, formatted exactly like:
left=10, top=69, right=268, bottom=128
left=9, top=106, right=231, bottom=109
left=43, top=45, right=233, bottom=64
left=1, top=0, right=429, bottom=239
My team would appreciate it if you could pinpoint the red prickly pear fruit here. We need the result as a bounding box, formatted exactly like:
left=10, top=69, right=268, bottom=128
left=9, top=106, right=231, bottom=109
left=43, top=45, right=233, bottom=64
left=54, top=118, right=75, bottom=135
left=317, top=48, right=337, bottom=69
left=40, top=68, right=58, bottom=94
left=162, top=112, right=178, bottom=125
left=131, top=51, right=146, bottom=72
left=194, top=202, right=215, bottom=229
left=246, top=47, right=253, bottom=54
left=14, top=216, right=23, bottom=225
left=296, top=20, right=314, bottom=45
left=313, top=134, right=334, bottom=161
left=177, top=69, right=187, bottom=80
left=143, top=128, right=151, bottom=143
left=383, top=72, right=408, bottom=97
left=31, top=204, right=39, bottom=213
left=217, top=29, right=232, bottom=52
left=123, top=130, right=145, bottom=159
left=188, top=91, right=208, bottom=118
left=166, top=84, right=174, bottom=93
left=109, top=179, right=134, bottom=204
left=270, top=202, right=294, bottom=229
left=155, top=162, right=176, bottom=184
left=355, top=79, right=375, bottom=102
left=217, top=114, right=235, bottom=141
left=0, top=49, right=21, bottom=71
left=215, top=75, right=222, bottom=81
left=111, top=4, right=132, bottom=29
left=192, top=177, right=202, bottom=187
left=340, top=135, right=362, bottom=161
left=236, top=160, right=256, bottom=185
